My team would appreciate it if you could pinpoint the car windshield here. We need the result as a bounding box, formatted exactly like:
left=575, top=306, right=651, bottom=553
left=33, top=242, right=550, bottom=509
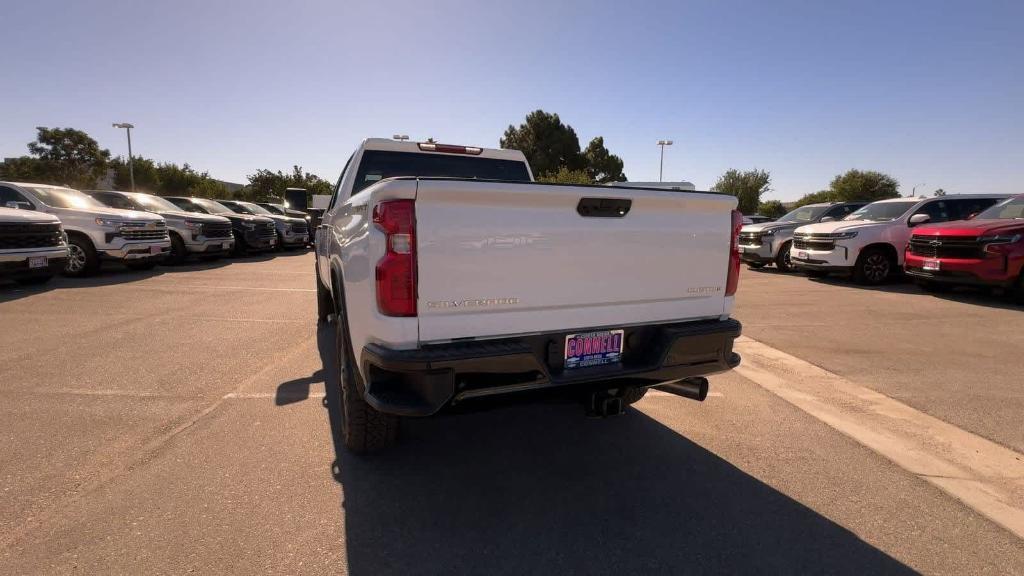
left=130, top=193, right=181, bottom=212
left=27, top=186, right=106, bottom=210
left=353, top=150, right=532, bottom=194
left=191, top=198, right=235, bottom=215
left=239, top=202, right=273, bottom=215
left=975, top=196, right=1024, bottom=220
left=777, top=205, right=828, bottom=223
left=844, top=201, right=918, bottom=222
left=261, top=204, right=285, bottom=215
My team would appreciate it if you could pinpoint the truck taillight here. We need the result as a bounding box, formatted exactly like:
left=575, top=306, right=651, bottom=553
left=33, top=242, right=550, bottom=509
left=726, top=209, right=742, bottom=297
left=373, top=199, right=417, bottom=316
left=417, top=142, right=483, bottom=155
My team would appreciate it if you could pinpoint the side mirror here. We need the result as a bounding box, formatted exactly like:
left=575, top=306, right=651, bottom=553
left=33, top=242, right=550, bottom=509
left=908, top=214, right=931, bottom=227
left=4, top=201, right=33, bottom=210
left=820, top=216, right=836, bottom=223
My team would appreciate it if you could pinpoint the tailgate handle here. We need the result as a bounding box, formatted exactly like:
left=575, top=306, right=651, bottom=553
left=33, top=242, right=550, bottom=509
left=577, top=197, right=631, bottom=218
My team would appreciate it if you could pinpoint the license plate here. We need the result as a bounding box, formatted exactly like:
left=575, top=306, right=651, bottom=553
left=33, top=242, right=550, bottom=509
left=28, top=256, right=47, bottom=269
left=222, top=242, right=231, bottom=250
left=565, top=330, right=624, bottom=370
left=797, top=251, right=808, bottom=259
left=150, top=246, right=162, bottom=255
left=923, top=259, right=940, bottom=271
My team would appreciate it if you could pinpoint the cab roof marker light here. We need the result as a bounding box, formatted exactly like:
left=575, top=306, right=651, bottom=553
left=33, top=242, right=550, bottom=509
left=416, top=143, right=483, bottom=155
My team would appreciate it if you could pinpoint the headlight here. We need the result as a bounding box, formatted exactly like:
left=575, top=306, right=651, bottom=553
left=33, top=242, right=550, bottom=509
left=979, top=233, right=1021, bottom=244
left=832, top=231, right=859, bottom=240
left=761, top=229, right=775, bottom=237
left=184, top=220, right=204, bottom=231
left=94, top=217, right=126, bottom=229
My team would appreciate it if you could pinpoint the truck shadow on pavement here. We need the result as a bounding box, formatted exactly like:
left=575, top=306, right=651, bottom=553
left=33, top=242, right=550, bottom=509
left=309, top=325, right=914, bottom=576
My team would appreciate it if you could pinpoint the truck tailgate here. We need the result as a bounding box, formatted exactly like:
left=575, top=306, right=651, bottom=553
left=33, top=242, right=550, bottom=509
left=414, top=179, right=736, bottom=343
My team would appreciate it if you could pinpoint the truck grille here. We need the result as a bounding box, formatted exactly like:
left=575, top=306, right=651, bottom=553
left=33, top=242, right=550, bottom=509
left=291, top=222, right=309, bottom=235
left=0, top=222, right=63, bottom=249
left=258, top=222, right=277, bottom=238
left=793, top=234, right=836, bottom=251
left=122, top=229, right=169, bottom=241
left=202, top=222, right=233, bottom=239
left=909, top=236, right=982, bottom=259
left=738, top=232, right=762, bottom=247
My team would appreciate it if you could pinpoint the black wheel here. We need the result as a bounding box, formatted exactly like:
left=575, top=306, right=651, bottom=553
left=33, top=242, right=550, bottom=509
left=621, top=387, right=648, bottom=405
left=231, top=233, right=247, bottom=257
left=804, top=270, right=830, bottom=279
left=334, top=281, right=398, bottom=453
left=15, top=274, right=54, bottom=285
left=316, top=268, right=333, bottom=324
left=166, top=233, right=187, bottom=265
left=1011, top=272, right=1024, bottom=304
left=124, top=260, right=157, bottom=271
left=774, top=241, right=794, bottom=272
left=63, top=235, right=99, bottom=277
left=853, top=247, right=893, bottom=285
left=746, top=262, right=767, bottom=270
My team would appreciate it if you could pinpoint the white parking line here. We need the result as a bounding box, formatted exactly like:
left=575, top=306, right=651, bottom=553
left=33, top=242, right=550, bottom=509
left=734, top=336, right=1024, bottom=539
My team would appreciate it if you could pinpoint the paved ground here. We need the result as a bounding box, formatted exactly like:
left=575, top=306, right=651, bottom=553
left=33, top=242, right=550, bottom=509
left=1, top=254, right=1023, bottom=574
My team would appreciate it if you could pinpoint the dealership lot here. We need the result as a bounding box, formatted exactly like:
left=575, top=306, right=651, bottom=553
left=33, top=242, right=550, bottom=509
left=2, top=254, right=1023, bottom=574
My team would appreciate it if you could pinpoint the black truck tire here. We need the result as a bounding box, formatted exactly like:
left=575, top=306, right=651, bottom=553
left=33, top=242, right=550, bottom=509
left=63, top=234, right=99, bottom=277
left=621, top=387, right=648, bottom=405
left=853, top=247, right=893, bottom=285
left=774, top=241, right=794, bottom=272
left=316, top=270, right=333, bottom=323
left=334, top=284, right=398, bottom=453
left=166, top=233, right=187, bottom=265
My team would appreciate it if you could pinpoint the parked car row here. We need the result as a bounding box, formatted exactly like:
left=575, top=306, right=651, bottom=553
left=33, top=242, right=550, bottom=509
left=739, top=194, right=1024, bottom=300
left=0, top=180, right=311, bottom=285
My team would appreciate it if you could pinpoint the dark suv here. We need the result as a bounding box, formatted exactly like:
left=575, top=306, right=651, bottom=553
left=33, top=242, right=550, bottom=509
left=164, top=197, right=277, bottom=254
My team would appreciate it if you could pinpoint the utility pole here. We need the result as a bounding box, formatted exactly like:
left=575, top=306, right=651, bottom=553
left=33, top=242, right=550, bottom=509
left=657, top=140, right=673, bottom=182
left=113, top=123, right=136, bottom=191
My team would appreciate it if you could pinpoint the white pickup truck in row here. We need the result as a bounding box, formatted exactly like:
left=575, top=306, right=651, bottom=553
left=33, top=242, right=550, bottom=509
left=315, top=138, right=743, bottom=452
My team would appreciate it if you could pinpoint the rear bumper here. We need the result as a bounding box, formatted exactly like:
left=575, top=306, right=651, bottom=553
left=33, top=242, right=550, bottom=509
left=359, top=318, right=742, bottom=417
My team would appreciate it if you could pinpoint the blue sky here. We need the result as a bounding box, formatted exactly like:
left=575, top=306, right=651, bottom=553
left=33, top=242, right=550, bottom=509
left=4, top=0, right=1022, bottom=200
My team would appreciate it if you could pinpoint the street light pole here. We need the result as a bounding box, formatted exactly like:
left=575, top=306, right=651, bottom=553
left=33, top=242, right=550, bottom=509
left=112, top=123, right=136, bottom=191
left=912, top=182, right=925, bottom=198
left=656, top=140, right=673, bottom=182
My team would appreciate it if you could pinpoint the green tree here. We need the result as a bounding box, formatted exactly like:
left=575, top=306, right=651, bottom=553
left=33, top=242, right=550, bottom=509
left=536, top=167, right=593, bottom=185
left=793, top=190, right=839, bottom=207
left=500, top=110, right=586, bottom=178
left=583, top=137, right=626, bottom=183
left=152, top=162, right=227, bottom=197
left=758, top=199, right=787, bottom=219
left=111, top=156, right=161, bottom=192
left=712, top=169, right=771, bottom=214
left=828, top=169, right=899, bottom=202
left=0, top=156, right=45, bottom=182
left=1, top=127, right=111, bottom=188
left=933, top=188, right=947, bottom=197
left=241, top=165, right=332, bottom=202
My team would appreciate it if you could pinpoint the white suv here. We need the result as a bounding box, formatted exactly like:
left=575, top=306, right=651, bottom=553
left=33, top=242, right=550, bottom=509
left=791, top=195, right=1008, bottom=284
left=0, top=182, right=171, bottom=276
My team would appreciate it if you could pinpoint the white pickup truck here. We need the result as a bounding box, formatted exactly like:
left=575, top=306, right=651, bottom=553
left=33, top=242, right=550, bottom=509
left=315, top=138, right=743, bottom=452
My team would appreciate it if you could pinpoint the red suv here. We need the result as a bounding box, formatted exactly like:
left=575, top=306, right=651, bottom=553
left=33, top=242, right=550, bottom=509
left=905, top=195, right=1024, bottom=300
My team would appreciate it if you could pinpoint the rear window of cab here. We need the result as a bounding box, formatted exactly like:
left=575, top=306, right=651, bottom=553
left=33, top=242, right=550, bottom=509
left=353, top=150, right=531, bottom=195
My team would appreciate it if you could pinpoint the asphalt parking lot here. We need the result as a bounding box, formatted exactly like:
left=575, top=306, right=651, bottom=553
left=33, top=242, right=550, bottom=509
left=2, top=254, right=1024, bottom=574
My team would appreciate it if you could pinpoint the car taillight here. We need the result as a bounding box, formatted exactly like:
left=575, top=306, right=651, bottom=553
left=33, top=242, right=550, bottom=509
left=726, top=209, right=742, bottom=297
left=373, top=199, right=417, bottom=316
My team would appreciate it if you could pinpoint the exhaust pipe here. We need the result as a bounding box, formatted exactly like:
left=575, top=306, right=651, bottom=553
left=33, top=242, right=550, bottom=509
left=654, top=377, right=709, bottom=402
